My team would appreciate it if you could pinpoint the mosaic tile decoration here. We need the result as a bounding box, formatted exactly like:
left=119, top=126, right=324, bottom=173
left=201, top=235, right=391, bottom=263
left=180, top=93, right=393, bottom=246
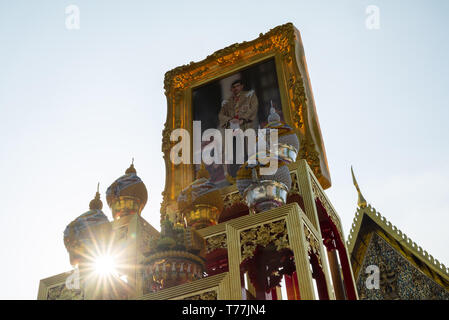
left=356, top=233, right=449, bottom=300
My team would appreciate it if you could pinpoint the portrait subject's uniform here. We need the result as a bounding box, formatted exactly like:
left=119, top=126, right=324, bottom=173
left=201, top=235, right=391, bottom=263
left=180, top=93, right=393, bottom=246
left=218, top=90, right=259, bottom=131
left=217, top=89, right=259, bottom=180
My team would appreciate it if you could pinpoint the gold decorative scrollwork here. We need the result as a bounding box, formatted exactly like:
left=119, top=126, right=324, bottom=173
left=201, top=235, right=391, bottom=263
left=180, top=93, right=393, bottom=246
left=164, top=23, right=296, bottom=101
left=162, top=119, right=182, bottom=159
left=206, top=233, right=227, bottom=253
left=303, top=225, right=322, bottom=267
left=240, top=219, right=290, bottom=261
left=299, top=137, right=321, bottom=180
left=164, top=65, right=209, bottom=97
left=252, top=25, right=295, bottom=63
left=288, top=74, right=305, bottom=129
left=216, top=51, right=241, bottom=66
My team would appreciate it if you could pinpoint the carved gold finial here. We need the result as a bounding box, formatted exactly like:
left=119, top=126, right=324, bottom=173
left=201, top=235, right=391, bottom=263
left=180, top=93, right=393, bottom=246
left=126, top=158, right=137, bottom=174
left=351, top=166, right=367, bottom=208
left=89, top=183, right=103, bottom=210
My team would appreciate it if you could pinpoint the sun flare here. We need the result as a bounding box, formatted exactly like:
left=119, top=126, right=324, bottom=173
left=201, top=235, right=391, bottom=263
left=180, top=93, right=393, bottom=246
left=94, top=255, right=117, bottom=276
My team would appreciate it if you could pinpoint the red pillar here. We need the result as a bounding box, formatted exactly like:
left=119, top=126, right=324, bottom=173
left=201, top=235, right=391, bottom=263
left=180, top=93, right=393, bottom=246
left=310, top=253, right=329, bottom=300
left=284, top=272, right=301, bottom=300
left=317, top=198, right=357, bottom=300
left=336, top=241, right=357, bottom=300
left=269, top=287, right=278, bottom=300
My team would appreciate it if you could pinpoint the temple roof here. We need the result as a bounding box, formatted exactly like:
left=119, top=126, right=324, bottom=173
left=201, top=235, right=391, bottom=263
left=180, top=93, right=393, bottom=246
left=347, top=168, right=449, bottom=292
left=347, top=204, right=449, bottom=290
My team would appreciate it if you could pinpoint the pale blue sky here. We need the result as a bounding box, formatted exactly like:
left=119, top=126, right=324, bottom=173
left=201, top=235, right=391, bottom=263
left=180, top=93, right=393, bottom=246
left=0, top=0, right=448, bottom=299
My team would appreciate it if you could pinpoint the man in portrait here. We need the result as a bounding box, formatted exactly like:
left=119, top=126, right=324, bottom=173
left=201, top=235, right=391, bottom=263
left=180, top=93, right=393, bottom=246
left=217, top=79, right=259, bottom=180
left=218, top=79, right=259, bottom=131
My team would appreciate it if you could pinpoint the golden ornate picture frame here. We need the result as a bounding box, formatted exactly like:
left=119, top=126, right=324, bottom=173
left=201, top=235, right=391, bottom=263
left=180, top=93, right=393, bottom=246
left=161, top=23, right=331, bottom=218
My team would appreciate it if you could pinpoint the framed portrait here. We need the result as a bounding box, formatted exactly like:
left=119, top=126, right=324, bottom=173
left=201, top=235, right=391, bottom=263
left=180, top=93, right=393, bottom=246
left=161, top=23, right=331, bottom=216
left=192, top=58, right=284, bottom=188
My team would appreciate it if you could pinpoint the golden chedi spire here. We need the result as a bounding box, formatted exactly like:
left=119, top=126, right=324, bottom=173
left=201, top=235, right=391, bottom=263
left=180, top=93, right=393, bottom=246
left=351, top=166, right=367, bottom=209
left=64, top=184, right=111, bottom=267
left=106, top=159, right=148, bottom=220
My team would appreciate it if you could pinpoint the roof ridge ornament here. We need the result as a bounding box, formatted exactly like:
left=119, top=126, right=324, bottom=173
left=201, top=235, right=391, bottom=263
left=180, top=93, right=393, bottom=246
left=351, top=166, right=367, bottom=208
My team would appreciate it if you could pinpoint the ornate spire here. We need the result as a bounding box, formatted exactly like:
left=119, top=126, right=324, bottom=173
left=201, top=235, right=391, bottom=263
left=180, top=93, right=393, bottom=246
left=89, top=182, right=103, bottom=210
left=125, top=158, right=137, bottom=174
left=351, top=166, right=367, bottom=208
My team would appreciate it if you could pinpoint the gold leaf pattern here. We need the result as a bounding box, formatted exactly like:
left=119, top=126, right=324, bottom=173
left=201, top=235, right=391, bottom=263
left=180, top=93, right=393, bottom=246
left=206, top=233, right=227, bottom=253
left=240, top=220, right=289, bottom=261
